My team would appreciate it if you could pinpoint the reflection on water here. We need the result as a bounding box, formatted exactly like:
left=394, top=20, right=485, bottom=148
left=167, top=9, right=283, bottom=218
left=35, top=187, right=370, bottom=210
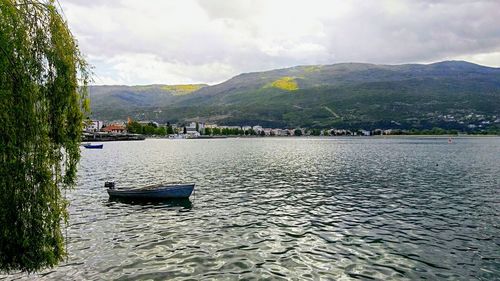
left=2, top=137, right=499, bottom=280
left=107, top=197, right=193, bottom=209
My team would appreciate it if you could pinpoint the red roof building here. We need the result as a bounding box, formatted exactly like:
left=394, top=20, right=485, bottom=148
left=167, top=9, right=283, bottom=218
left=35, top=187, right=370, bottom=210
left=102, top=124, right=127, bottom=133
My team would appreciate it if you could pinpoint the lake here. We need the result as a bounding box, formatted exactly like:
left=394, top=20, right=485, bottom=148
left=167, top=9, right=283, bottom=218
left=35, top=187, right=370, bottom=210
left=3, top=137, right=499, bottom=280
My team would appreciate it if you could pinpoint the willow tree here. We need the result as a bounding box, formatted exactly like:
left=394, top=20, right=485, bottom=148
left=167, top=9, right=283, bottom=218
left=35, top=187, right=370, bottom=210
left=0, top=0, right=90, bottom=272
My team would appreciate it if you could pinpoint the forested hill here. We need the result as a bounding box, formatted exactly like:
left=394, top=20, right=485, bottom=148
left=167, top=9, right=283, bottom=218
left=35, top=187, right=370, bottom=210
left=90, top=61, right=500, bottom=130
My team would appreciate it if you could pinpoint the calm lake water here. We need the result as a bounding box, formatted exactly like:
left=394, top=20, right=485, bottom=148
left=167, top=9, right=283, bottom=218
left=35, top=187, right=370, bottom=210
left=3, top=137, right=500, bottom=280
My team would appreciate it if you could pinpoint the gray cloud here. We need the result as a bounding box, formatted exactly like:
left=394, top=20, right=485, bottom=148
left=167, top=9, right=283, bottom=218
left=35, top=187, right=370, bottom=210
left=60, top=0, right=500, bottom=85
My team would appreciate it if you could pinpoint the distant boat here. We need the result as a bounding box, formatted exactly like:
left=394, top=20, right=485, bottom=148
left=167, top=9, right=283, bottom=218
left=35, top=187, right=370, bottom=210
left=83, top=143, right=103, bottom=149
left=105, top=182, right=195, bottom=199
left=448, top=137, right=453, bottom=144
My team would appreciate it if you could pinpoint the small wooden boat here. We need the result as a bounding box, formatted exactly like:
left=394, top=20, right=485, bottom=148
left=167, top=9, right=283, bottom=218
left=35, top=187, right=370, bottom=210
left=83, top=143, right=103, bottom=149
left=105, top=182, right=195, bottom=199
left=108, top=196, right=193, bottom=208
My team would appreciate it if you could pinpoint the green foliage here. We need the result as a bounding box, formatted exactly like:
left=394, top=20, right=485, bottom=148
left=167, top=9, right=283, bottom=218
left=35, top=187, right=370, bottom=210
left=143, top=124, right=156, bottom=135
left=166, top=124, right=174, bottom=135
left=405, top=127, right=462, bottom=135
left=126, top=121, right=165, bottom=135
left=0, top=0, right=90, bottom=272
left=294, top=129, right=303, bottom=136
left=218, top=128, right=243, bottom=135
left=245, top=129, right=256, bottom=135
left=156, top=126, right=166, bottom=136
left=311, top=129, right=322, bottom=136
left=126, top=121, right=142, bottom=134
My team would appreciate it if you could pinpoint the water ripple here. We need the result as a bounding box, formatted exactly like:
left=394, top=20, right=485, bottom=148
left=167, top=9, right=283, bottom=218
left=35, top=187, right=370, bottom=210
left=1, top=137, right=499, bottom=280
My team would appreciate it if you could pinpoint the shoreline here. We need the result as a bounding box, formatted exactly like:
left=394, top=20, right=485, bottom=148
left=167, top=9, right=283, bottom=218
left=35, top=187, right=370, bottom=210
left=140, top=134, right=500, bottom=140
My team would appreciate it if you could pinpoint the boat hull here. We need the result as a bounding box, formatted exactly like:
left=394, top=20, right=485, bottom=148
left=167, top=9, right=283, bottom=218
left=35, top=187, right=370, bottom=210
left=84, top=144, right=103, bottom=149
left=107, top=184, right=195, bottom=199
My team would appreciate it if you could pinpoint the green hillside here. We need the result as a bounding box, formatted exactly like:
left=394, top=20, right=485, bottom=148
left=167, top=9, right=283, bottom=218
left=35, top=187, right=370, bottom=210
left=89, top=84, right=207, bottom=114
left=90, top=61, right=500, bottom=131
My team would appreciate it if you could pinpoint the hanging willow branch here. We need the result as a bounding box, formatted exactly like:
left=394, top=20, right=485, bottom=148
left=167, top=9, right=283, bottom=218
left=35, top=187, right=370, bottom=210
left=0, top=0, right=90, bottom=272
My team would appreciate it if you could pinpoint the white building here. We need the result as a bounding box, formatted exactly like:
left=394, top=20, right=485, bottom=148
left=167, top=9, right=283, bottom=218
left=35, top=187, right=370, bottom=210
left=360, top=130, right=371, bottom=136
left=252, top=125, right=263, bottom=132
left=185, top=128, right=200, bottom=138
left=187, top=122, right=205, bottom=132
left=84, top=120, right=103, bottom=132
left=205, top=124, right=218, bottom=129
left=272, top=129, right=286, bottom=136
left=187, top=122, right=197, bottom=129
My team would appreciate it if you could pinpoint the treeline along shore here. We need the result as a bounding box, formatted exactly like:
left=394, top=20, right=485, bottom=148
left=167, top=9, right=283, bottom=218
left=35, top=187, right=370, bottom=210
left=83, top=119, right=499, bottom=141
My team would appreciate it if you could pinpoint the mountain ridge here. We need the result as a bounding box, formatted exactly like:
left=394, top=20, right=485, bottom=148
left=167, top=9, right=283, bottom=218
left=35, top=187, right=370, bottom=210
left=89, top=61, right=500, bottom=131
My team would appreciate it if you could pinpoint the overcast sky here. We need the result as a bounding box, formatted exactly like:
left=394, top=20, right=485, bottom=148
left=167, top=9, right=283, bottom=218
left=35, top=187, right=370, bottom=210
left=60, top=0, right=500, bottom=85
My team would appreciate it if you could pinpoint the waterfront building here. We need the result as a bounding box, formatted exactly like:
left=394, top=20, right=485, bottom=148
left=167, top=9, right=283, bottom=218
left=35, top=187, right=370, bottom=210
left=252, top=125, right=263, bottom=133
left=185, top=128, right=200, bottom=138
left=84, top=120, right=103, bottom=132
left=360, top=130, right=371, bottom=136
left=102, top=124, right=127, bottom=134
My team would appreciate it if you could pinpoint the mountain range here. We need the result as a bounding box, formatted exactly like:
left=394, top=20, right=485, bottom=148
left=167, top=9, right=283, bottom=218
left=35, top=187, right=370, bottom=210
left=89, top=61, right=500, bottom=130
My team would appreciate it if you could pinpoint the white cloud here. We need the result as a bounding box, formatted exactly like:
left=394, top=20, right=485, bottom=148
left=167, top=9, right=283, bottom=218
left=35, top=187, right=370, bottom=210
left=89, top=53, right=235, bottom=85
left=60, top=0, right=500, bottom=85
left=453, top=51, right=500, bottom=68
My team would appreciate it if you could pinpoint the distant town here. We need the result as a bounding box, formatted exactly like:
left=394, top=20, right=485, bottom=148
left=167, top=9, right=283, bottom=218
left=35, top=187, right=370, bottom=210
left=83, top=117, right=499, bottom=140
